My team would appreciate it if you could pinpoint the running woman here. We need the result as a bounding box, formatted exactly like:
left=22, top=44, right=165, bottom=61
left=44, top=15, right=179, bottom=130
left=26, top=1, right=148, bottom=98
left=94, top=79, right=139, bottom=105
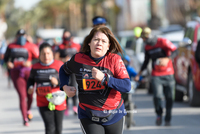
left=59, top=26, right=131, bottom=134
left=4, top=29, right=39, bottom=126
left=27, top=42, right=66, bottom=134
left=54, top=30, right=81, bottom=116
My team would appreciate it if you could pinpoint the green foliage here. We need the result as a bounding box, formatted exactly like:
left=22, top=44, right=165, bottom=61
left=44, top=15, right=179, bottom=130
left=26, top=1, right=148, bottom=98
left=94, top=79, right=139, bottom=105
left=1, top=0, right=109, bottom=39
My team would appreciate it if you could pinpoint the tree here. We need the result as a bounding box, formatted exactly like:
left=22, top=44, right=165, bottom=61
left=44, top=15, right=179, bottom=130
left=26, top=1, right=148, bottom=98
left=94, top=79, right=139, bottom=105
left=149, top=0, right=161, bottom=29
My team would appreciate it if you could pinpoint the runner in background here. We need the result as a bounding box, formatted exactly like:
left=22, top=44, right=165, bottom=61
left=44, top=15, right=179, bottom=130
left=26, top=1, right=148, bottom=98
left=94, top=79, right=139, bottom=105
left=54, top=29, right=81, bottom=116
left=4, top=29, right=39, bottom=126
left=135, top=27, right=177, bottom=126
left=27, top=42, right=66, bottom=134
left=122, top=55, right=144, bottom=128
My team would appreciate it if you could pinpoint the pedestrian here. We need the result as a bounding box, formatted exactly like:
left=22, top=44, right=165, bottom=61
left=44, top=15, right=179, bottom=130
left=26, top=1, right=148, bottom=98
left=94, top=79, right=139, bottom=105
left=135, top=27, right=177, bottom=126
left=27, top=42, right=66, bottom=134
left=3, top=29, right=39, bottom=126
left=0, top=39, right=7, bottom=69
left=121, top=55, right=143, bottom=128
left=133, top=27, right=143, bottom=54
left=0, top=39, right=11, bottom=87
left=59, top=26, right=131, bottom=134
left=54, top=29, right=81, bottom=62
left=54, top=29, right=81, bottom=116
left=123, top=55, right=143, bottom=82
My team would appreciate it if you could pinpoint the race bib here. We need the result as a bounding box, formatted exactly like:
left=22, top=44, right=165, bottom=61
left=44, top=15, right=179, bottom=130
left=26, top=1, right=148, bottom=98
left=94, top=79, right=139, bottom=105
left=82, top=73, right=105, bottom=91
left=14, top=61, right=24, bottom=67
left=37, top=82, right=52, bottom=96
left=13, top=57, right=25, bottom=67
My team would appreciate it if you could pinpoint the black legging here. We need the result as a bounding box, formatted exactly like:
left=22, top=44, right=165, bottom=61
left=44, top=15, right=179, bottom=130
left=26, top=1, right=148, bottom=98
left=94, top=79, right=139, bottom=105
left=80, top=117, right=125, bottom=134
left=39, top=106, right=65, bottom=134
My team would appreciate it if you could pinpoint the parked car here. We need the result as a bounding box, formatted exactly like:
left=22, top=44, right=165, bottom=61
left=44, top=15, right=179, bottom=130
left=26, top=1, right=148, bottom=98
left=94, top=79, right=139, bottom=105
left=158, top=30, right=184, bottom=48
left=159, top=24, right=184, bottom=34
left=173, top=19, right=200, bottom=106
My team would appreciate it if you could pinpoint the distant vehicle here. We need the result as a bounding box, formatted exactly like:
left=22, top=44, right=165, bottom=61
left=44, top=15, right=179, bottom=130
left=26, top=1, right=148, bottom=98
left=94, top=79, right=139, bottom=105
left=72, top=36, right=84, bottom=46
left=159, top=24, right=184, bottom=33
left=158, top=30, right=184, bottom=48
left=36, top=29, right=64, bottom=45
left=173, top=19, right=200, bottom=106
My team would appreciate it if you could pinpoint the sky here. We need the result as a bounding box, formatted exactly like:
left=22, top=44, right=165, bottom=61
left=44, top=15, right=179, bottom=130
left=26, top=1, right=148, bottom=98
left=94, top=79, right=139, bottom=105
left=14, top=0, right=41, bottom=10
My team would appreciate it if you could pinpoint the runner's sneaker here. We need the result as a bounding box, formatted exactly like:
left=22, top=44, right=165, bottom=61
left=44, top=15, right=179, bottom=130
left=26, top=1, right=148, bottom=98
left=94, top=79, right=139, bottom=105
left=165, top=121, right=171, bottom=126
left=156, top=116, right=162, bottom=126
left=24, top=118, right=29, bottom=126
left=73, top=106, right=78, bottom=115
left=27, top=110, right=33, bottom=121
left=64, top=109, right=69, bottom=116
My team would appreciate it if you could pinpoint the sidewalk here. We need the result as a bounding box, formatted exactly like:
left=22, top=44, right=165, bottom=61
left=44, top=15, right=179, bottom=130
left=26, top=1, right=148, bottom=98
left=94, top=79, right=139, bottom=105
left=0, top=68, right=82, bottom=134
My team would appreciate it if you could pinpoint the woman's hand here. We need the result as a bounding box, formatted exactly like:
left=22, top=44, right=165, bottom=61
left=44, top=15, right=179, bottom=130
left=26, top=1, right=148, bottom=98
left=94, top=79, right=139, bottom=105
left=134, top=71, right=142, bottom=82
left=63, top=85, right=76, bottom=97
left=92, top=67, right=104, bottom=81
left=23, top=60, right=32, bottom=67
left=134, top=75, right=140, bottom=82
left=7, top=61, right=14, bottom=69
left=28, top=86, right=34, bottom=95
left=50, top=76, right=59, bottom=86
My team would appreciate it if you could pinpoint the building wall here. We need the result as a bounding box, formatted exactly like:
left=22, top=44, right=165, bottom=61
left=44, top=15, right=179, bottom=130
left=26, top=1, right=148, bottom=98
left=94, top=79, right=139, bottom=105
left=116, top=0, right=167, bottom=31
left=165, top=0, right=190, bottom=26
left=116, top=0, right=149, bottom=31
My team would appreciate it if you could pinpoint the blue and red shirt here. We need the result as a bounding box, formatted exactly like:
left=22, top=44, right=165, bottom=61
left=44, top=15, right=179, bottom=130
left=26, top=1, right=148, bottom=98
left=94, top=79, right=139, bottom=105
left=59, top=52, right=131, bottom=125
left=141, top=38, right=177, bottom=76
left=27, top=60, right=66, bottom=110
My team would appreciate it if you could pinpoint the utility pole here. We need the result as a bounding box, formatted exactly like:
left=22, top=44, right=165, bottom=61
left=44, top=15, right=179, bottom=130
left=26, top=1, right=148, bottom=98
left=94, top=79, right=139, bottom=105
left=82, top=0, right=87, bottom=29
left=149, top=0, right=161, bottom=29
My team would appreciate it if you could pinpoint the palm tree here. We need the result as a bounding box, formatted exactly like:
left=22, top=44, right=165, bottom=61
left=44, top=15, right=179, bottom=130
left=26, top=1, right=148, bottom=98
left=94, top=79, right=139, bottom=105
left=0, top=0, right=14, bottom=19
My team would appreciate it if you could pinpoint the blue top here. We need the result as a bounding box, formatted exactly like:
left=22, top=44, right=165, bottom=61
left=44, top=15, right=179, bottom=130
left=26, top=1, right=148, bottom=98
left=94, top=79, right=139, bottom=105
left=0, top=40, right=7, bottom=54
left=126, top=65, right=143, bottom=81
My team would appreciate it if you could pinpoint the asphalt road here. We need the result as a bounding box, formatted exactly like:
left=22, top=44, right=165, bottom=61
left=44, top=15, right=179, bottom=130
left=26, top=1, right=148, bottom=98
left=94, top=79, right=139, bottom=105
left=0, top=68, right=200, bottom=134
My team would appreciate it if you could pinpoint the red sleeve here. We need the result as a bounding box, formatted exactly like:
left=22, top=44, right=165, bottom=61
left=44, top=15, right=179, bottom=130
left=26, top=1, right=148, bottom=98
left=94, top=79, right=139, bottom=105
left=26, top=43, right=39, bottom=61
left=163, top=38, right=177, bottom=51
left=162, top=38, right=177, bottom=56
left=71, top=42, right=81, bottom=52
left=31, top=44, right=39, bottom=59
left=55, top=60, right=64, bottom=72
left=113, top=54, right=129, bottom=79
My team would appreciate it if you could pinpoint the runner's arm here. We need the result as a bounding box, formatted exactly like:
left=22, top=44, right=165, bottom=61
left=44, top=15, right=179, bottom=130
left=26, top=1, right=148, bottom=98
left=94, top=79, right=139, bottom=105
left=59, top=65, right=70, bottom=91
left=107, top=77, right=131, bottom=93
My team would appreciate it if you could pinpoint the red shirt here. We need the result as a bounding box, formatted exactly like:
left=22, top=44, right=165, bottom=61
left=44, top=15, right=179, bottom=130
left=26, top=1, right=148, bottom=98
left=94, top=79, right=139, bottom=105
left=145, top=38, right=177, bottom=76
left=4, top=42, right=39, bottom=64
left=29, top=60, right=66, bottom=110
left=59, top=41, right=81, bottom=52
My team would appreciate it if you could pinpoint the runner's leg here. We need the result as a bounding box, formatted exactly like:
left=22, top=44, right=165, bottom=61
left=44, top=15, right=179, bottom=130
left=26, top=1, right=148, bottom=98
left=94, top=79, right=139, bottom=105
left=39, top=106, right=56, bottom=134
left=54, top=110, right=65, bottom=134
left=80, top=118, right=105, bottom=134
left=10, top=69, right=28, bottom=124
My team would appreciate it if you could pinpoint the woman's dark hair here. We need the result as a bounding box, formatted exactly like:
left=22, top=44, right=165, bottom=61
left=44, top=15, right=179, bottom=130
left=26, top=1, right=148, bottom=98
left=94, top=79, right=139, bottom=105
left=39, top=42, right=53, bottom=53
left=81, top=26, right=123, bottom=55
